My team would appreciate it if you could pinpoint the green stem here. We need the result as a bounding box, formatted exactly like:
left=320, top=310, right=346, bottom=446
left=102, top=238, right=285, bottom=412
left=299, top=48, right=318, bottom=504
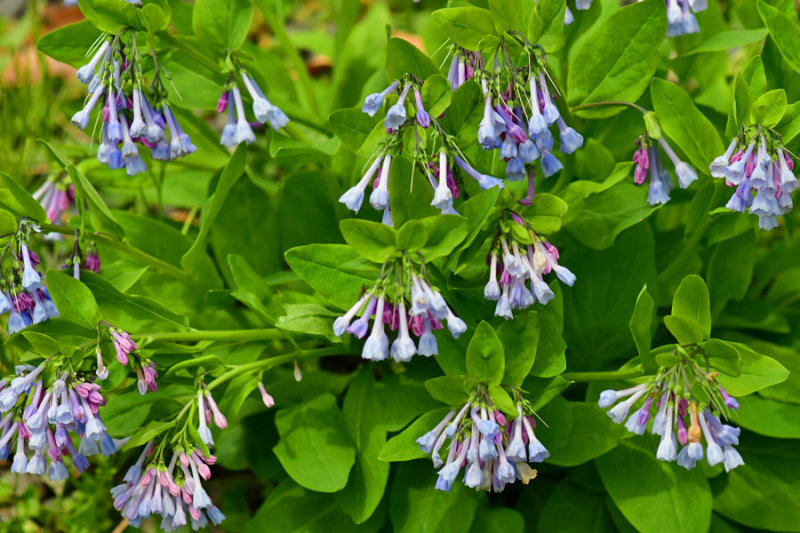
left=255, top=0, right=321, bottom=118
left=562, top=366, right=644, bottom=382
left=140, top=328, right=283, bottom=342
left=573, top=101, right=648, bottom=115
left=206, top=346, right=349, bottom=391
left=41, top=224, right=200, bottom=286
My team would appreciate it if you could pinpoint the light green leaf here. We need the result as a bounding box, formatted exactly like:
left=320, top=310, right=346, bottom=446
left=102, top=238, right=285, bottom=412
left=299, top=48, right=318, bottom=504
left=465, top=321, right=505, bottom=385
left=751, top=89, right=787, bottom=127
left=192, top=0, right=253, bottom=49
left=432, top=7, right=500, bottom=50
left=339, top=218, right=398, bottom=263
left=671, top=274, right=712, bottom=339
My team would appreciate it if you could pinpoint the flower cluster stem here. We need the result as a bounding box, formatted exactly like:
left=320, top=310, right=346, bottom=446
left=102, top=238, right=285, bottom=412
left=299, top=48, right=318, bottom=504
left=562, top=366, right=644, bottom=382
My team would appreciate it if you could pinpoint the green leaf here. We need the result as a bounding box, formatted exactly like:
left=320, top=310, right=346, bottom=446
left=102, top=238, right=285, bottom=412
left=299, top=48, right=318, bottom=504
left=715, top=343, right=789, bottom=396
left=525, top=193, right=568, bottom=234
left=671, top=274, right=712, bottom=339
left=707, top=230, right=756, bottom=316
left=45, top=270, right=101, bottom=329
left=337, top=368, right=389, bottom=523
left=725, top=67, right=754, bottom=138
left=77, top=0, right=143, bottom=33
left=339, top=219, right=398, bottom=263
left=329, top=109, right=377, bottom=151
left=192, top=0, right=254, bottom=49
left=527, top=0, right=566, bottom=53
left=568, top=0, right=667, bottom=118
left=465, top=321, right=505, bottom=385
left=538, top=477, right=616, bottom=532
left=37, top=20, right=102, bottom=67
left=714, top=435, right=800, bottom=531
left=425, top=375, right=469, bottom=405
left=650, top=78, right=725, bottom=170
left=597, top=440, right=712, bottom=533
left=273, top=393, right=356, bottom=493
left=417, top=215, right=469, bottom=260
left=498, top=310, right=539, bottom=387
left=643, top=111, right=661, bottom=139
left=730, top=395, right=800, bottom=439
left=386, top=38, right=440, bottom=82
left=684, top=29, right=768, bottom=55
left=489, top=0, right=522, bottom=32
left=487, top=384, right=517, bottom=416
left=432, top=7, right=500, bottom=51
left=701, top=339, right=742, bottom=376
left=0, top=172, right=46, bottom=222
left=379, top=408, right=450, bottom=462
left=777, top=101, right=800, bottom=143
left=395, top=219, right=428, bottom=252
left=285, top=244, right=380, bottom=310
left=757, top=0, right=800, bottom=76
left=629, top=284, right=656, bottom=372
left=751, top=88, right=787, bottom=127
left=421, top=74, right=452, bottom=117
left=181, top=144, right=246, bottom=285
left=546, top=401, right=627, bottom=467
left=124, top=420, right=174, bottom=450
left=66, top=165, right=125, bottom=237
left=664, top=315, right=706, bottom=346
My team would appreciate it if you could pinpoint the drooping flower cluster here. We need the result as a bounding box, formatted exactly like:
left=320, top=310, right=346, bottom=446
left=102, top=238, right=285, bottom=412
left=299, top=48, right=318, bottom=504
left=342, top=75, right=504, bottom=224
left=1, top=220, right=59, bottom=334
left=417, top=387, right=545, bottom=492
left=445, top=47, right=480, bottom=90
left=71, top=33, right=196, bottom=175
left=599, top=349, right=744, bottom=472
left=710, top=130, right=797, bottom=230
left=101, top=323, right=158, bottom=395
left=474, top=38, right=583, bottom=183
left=631, top=133, right=698, bottom=206
left=485, top=213, right=575, bottom=319
left=218, top=69, right=289, bottom=148
left=665, top=0, right=706, bottom=37
left=111, top=389, right=227, bottom=530
left=333, top=254, right=466, bottom=361
left=0, top=363, right=118, bottom=481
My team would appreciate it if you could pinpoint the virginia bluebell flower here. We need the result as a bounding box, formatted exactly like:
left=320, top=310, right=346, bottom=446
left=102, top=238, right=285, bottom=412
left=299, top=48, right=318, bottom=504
left=241, top=71, right=289, bottom=130
left=599, top=348, right=743, bottom=472
left=712, top=131, right=797, bottom=230
left=666, top=0, right=705, bottom=37
left=362, top=80, right=399, bottom=117
left=631, top=134, right=695, bottom=206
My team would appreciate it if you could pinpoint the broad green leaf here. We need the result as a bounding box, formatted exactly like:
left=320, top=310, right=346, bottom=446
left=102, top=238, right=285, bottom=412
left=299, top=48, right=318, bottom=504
left=498, top=310, right=539, bottom=387
left=78, top=0, right=142, bottom=33
left=273, top=393, right=356, bottom=493
left=339, top=218, right=398, bottom=263
left=329, top=109, right=378, bottom=151
left=664, top=315, right=706, bottom=346
left=181, top=144, right=246, bottom=285
left=0, top=172, right=46, bottom=222
left=546, top=401, right=627, bottom=467
left=425, top=375, right=469, bottom=405
left=757, top=0, right=800, bottom=76
left=124, top=420, right=174, bottom=450
left=777, top=101, right=800, bottom=143
left=629, top=285, right=655, bottom=372
left=417, top=215, right=469, bottom=260
left=671, top=274, right=711, bottom=339
left=716, top=343, right=789, bottom=396
left=337, top=368, right=389, bottom=523
left=192, top=0, right=254, bottom=49
left=487, top=384, right=517, bottom=416
left=66, top=165, right=124, bottom=237
left=525, top=193, right=568, bottom=235
left=597, top=440, right=713, bottom=533
left=379, top=408, right=451, bottom=462
left=568, top=0, right=667, bottom=118
left=650, top=78, right=724, bottom=170
left=395, top=219, right=428, bottom=252
left=730, top=395, right=800, bottom=439
left=684, top=29, right=768, bottom=55
left=701, top=339, right=742, bottom=377
left=386, top=38, right=439, bottom=82
left=432, top=7, right=500, bottom=50
left=421, top=74, right=452, bottom=117
left=527, top=0, right=566, bottom=53
left=45, top=270, right=101, bottom=329
left=707, top=230, right=755, bottom=316
left=714, top=435, right=800, bottom=531
left=465, top=321, right=504, bottom=385
left=750, top=89, right=787, bottom=127
left=489, top=0, right=522, bottom=32
left=37, top=20, right=102, bottom=67
left=471, top=506, right=525, bottom=533
left=538, top=478, right=616, bottom=533
left=285, top=243, right=380, bottom=310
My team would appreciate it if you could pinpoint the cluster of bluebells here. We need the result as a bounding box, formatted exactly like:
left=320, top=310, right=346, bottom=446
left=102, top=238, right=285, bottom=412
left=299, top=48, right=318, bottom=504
left=333, top=257, right=466, bottom=361
left=0, top=222, right=59, bottom=334
left=445, top=47, right=480, bottom=90
left=103, top=323, right=158, bottom=395
left=33, top=177, right=74, bottom=227
left=342, top=76, right=504, bottom=224
left=631, top=133, right=698, bottom=206
left=710, top=130, right=797, bottom=230
left=665, top=0, right=706, bottom=37
left=111, top=389, right=227, bottom=530
left=417, top=389, right=545, bottom=493
left=71, top=34, right=196, bottom=176
left=599, top=354, right=743, bottom=471
left=0, top=363, right=118, bottom=481
left=218, top=69, right=289, bottom=148
left=475, top=41, right=583, bottom=185
left=485, top=215, right=575, bottom=319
